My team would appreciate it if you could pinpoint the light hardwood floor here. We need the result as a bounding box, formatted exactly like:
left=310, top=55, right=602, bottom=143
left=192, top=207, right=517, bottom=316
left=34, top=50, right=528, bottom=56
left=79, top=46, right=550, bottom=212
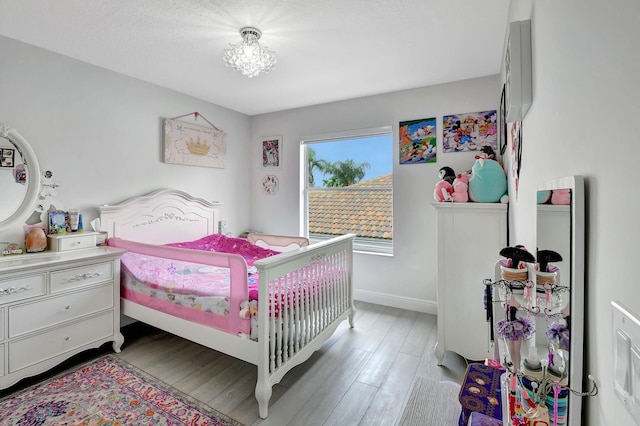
left=114, top=301, right=469, bottom=426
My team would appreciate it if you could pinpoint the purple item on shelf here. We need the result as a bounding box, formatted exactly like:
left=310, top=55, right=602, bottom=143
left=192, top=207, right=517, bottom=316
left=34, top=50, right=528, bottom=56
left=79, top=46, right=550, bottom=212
left=468, top=411, right=503, bottom=425
left=458, top=363, right=503, bottom=426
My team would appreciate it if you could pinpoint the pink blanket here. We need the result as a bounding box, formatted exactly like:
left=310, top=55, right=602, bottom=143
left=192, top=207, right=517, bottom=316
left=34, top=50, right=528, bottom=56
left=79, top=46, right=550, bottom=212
left=167, top=234, right=280, bottom=266
left=166, top=234, right=285, bottom=303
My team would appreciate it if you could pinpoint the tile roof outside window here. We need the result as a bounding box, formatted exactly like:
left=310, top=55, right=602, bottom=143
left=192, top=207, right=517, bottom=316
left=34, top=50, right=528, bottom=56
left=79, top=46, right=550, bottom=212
left=308, top=173, right=392, bottom=240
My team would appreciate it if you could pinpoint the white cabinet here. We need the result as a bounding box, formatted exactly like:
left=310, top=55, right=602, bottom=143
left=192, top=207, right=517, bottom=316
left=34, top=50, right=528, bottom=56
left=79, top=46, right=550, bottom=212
left=432, top=202, right=507, bottom=363
left=0, top=246, right=125, bottom=388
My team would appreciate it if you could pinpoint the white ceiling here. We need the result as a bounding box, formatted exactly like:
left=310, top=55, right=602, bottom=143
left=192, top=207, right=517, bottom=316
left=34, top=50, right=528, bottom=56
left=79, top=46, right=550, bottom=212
left=0, top=0, right=510, bottom=116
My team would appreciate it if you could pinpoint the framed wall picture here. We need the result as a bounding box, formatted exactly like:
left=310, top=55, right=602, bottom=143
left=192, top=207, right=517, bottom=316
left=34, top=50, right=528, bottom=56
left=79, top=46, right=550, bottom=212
left=261, top=136, right=282, bottom=169
left=163, top=118, right=227, bottom=168
left=399, top=118, right=436, bottom=164
left=500, top=85, right=507, bottom=157
left=509, top=121, right=522, bottom=197
left=504, top=19, right=532, bottom=122
left=443, top=110, right=498, bottom=153
left=262, top=175, right=279, bottom=195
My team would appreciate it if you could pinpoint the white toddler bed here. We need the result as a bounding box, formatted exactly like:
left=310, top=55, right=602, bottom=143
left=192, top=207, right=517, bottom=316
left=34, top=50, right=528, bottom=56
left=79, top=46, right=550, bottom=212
left=98, top=189, right=355, bottom=418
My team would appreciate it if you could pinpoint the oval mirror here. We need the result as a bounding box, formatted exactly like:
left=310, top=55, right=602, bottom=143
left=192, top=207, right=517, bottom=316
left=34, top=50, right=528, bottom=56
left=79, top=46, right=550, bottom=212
left=0, top=124, right=41, bottom=232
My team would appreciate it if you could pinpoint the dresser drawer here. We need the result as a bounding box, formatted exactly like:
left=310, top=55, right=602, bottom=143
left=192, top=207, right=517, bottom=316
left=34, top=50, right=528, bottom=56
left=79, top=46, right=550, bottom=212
left=9, top=284, right=114, bottom=338
left=0, top=343, right=4, bottom=377
left=51, top=262, right=113, bottom=293
left=48, top=233, right=97, bottom=252
left=0, top=274, right=46, bottom=304
left=0, top=308, right=4, bottom=340
left=9, top=311, right=114, bottom=372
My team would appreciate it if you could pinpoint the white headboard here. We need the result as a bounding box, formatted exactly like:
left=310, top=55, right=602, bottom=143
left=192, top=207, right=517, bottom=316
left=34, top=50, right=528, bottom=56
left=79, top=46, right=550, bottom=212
left=98, top=189, right=221, bottom=245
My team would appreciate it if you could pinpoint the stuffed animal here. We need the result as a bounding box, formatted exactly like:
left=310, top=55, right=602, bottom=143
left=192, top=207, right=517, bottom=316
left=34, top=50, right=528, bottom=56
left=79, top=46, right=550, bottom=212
left=451, top=173, right=469, bottom=202
left=249, top=300, right=259, bottom=340
left=434, top=166, right=455, bottom=202
left=551, top=189, right=571, bottom=205
left=239, top=300, right=251, bottom=319
left=468, top=152, right=507, bottom=203
left=537, top=190, right=552, bottom=204
left=480, top=145, right=497, bottom=160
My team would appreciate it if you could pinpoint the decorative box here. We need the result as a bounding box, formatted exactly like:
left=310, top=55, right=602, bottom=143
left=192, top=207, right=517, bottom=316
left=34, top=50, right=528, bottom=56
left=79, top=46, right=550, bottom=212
left=47, top=232, right=98, bottom=252
left=458, top=363, right=503, bottom=426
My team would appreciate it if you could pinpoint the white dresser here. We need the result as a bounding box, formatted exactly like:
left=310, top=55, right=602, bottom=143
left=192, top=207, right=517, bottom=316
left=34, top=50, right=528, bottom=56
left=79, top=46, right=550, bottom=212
left=432, top=202, right=508, bottom=364
left=0, top=246, right=125, bottom=389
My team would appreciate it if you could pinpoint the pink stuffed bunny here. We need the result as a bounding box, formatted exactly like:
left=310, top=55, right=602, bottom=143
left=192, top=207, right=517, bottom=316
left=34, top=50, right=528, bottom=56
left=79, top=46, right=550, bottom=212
left=452, top=173, right=469, bottom=202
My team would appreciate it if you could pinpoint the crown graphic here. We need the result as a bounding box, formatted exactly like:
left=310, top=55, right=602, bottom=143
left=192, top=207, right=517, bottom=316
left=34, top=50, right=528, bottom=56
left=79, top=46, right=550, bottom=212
left=186, top=137, right=210, bottom=156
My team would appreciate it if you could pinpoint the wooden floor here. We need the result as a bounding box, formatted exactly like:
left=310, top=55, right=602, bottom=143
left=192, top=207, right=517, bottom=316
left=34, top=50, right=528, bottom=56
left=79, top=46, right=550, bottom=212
left=113, top=301, right=469, bottom=426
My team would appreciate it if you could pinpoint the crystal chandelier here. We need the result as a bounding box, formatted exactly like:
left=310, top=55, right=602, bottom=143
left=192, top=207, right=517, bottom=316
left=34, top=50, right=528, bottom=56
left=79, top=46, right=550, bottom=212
left=223, top=27, right=276, bottom=78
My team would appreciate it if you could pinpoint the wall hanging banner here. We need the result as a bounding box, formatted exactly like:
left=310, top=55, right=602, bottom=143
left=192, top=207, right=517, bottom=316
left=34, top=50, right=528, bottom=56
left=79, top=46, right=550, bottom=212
left=163, top=112, right=226, bottom=168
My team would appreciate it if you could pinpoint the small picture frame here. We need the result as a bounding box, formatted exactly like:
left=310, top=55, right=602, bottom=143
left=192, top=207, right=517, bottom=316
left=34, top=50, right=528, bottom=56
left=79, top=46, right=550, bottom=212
left=48, top=210, right=68, bottom=234
left=260, top=136, right=282, bottom=169
left=1, top=148, right=14, bottom=168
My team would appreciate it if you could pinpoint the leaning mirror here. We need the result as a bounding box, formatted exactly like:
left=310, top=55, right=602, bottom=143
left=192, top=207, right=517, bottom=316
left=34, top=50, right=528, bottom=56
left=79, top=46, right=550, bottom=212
left=0, top=124, right=41, bottom=232
left=536, top=175, right=584, bottom=426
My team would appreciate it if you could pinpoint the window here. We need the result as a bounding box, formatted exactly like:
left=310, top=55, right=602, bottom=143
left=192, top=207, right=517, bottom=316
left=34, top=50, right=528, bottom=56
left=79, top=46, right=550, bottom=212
left=301, top=126, right=393, bottom=254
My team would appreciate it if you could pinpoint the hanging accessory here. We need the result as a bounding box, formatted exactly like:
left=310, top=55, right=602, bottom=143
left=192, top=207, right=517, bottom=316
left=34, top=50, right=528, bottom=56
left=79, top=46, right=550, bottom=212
left=169, top=112, right=222, bottom=131
left=546, top=321, right=570, bottom=352
left=497, top=305, right=536, bottom=341
left=537, top=249, right=563, bottom=273
left=497, top=302, right=535, bottom=372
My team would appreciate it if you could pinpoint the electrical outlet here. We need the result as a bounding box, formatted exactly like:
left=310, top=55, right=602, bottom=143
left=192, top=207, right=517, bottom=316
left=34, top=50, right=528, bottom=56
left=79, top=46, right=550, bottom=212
left=612, top=300, right=640, bottom=421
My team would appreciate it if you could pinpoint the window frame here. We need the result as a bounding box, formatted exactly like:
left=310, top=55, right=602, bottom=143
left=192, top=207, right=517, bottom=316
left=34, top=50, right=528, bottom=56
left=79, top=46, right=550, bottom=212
left=300, top=125, right=393, bottom=255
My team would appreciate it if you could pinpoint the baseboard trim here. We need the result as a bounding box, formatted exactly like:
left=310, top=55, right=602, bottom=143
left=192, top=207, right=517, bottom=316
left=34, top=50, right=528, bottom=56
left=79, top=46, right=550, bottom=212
left=354, top=289, right=437, bottom=315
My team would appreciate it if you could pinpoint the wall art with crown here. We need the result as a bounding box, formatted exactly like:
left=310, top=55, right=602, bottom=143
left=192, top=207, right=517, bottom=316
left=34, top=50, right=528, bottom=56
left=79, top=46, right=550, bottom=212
left=163, top=114, right=227, bottom=168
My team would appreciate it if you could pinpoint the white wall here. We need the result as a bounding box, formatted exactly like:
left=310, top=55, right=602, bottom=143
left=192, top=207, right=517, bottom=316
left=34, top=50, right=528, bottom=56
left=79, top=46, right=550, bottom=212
left=0, top=35, right=253, bottom=244
left=508, top=0, right=640, bottom=424
left=250, top=76, right=501, bottom=313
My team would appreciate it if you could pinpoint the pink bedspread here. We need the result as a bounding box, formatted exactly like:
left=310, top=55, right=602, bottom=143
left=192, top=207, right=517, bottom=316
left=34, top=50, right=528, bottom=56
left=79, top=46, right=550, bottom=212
left=166, top=234, right=285, bottom=303
left=167, top=234, right=280, bottom=266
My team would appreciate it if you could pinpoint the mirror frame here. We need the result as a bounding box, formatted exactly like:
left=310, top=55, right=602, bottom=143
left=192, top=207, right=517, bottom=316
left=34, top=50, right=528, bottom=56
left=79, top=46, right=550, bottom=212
left=537, top=175, right=584, bottom=425
left=0, top=125, right=41, bottom=232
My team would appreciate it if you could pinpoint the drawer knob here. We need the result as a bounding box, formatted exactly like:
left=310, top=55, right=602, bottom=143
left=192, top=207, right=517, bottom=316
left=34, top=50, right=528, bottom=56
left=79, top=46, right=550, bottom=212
left=65, top=271, right=104, bottom=282
left=0, top=285, right=32, bottom=297
left=65, top=305, right=71, bottom=310
left=64, top=337, right=70, bottom=341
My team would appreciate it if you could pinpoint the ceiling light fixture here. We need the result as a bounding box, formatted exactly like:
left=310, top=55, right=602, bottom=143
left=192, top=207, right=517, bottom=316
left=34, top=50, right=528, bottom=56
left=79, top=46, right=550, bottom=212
left=223, top=27, right=276, bottom=78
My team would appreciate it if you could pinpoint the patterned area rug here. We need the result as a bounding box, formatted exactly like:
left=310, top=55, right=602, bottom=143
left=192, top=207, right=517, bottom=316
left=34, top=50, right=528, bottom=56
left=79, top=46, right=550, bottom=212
left=0, top=354, right=243, bottom=426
